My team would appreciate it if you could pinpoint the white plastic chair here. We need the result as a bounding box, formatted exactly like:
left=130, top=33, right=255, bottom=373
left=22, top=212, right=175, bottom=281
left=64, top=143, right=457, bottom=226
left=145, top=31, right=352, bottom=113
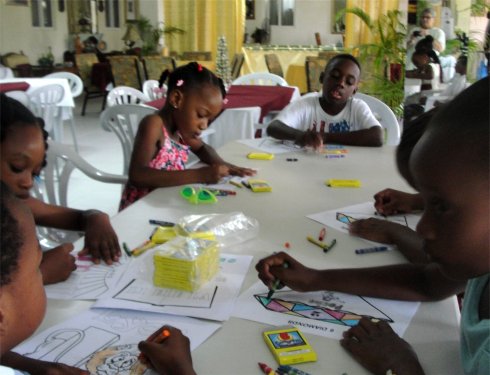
left=355, top=92, right=400, bottom=146
left=142, top=80, right=167, bottom=101
left=32, top=140, right=127, bottom=249
left=44, top=72, right=84, bottom=152
left=0, top=66, right=14, bottom=78
left=28, top=84, right=65, bottom=143
left=100, top=104, right=157, bottom=175
left=232, top=72, right=288, bottom=86
left=5, top=90, right=30, bottom=107
left=107, top=86, right=150, bottom=107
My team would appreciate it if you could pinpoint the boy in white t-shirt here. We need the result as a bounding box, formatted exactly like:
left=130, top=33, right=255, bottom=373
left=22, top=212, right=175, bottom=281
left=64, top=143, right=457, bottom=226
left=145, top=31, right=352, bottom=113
left=267, top=54, right=383, bottom=148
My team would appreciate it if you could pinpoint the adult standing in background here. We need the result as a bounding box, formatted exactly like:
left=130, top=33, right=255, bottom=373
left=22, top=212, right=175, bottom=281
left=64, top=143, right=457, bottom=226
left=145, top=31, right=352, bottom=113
left=406, top=8, right=446, bottom=70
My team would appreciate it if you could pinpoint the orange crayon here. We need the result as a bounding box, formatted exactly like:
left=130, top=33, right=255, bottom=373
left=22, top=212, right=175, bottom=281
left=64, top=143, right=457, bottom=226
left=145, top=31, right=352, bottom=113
left=139, top=329, right=171, bottom=362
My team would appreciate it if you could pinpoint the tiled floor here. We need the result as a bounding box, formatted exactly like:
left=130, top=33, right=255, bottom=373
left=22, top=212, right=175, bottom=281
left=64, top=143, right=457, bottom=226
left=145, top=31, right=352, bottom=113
left=62, top=96, right=124, bottom=217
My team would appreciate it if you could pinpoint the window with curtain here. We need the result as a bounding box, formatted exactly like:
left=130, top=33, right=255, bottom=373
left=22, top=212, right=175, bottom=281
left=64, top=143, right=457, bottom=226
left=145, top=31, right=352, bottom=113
left=31, top=0, right=53, bottom=27
left=269, top=0, right=295, bottom=26
left=105, top=0, right=120, bottom=28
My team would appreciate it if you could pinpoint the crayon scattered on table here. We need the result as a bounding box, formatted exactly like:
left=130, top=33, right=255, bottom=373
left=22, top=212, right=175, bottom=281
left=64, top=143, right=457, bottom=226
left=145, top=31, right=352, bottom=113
left=229, top=180, right=243, bottom=188
left=259, top=362, right=278, bottom=375
left=149, top=219, right=175, bottom=227
left=277, top=364, right=312, bottom=375
left=131, top=240, right=156, bottom=257
left=355, top=246, right=389, bottom=255
left=307, top=236, right=337, bottom=253
left=318, top=228, right=326, bottom=241
left=122, top=242, right=132, bottom=257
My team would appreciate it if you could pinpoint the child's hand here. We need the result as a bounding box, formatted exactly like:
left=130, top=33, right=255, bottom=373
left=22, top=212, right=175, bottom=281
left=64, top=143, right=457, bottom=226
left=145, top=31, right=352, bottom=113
left=79, top=211, right=121, bottom=265
left=341, top=317, right=425, bottom=375
left=227, top=164, right=256, bottom=177
left=200, top=164, right=230, bottom=184
left=374, top=189, right=422, bottom=216
left=255, top=252, right=316, bottom=292
left=138, top=326, right=196, bottom=375
left=349, top=218, right=402, bottom=244
left=295, top=128, right=323, bottom=151
left=40, top=244, right=77, bottom=285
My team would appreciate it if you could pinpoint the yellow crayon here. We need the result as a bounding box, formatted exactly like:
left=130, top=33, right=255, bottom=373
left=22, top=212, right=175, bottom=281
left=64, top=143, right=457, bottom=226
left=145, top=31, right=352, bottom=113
left=132, top=240, right=156, bottom=257
left=306, top=235, right=329, bottom=250
left=229, top=180, right=243, bottom=188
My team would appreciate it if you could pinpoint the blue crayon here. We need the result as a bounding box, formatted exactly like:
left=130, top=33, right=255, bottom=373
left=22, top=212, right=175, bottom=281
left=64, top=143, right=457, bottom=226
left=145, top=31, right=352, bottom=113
left=277, top=365, right=312, bottom=375
left=355, top=246, right=389, bottom=255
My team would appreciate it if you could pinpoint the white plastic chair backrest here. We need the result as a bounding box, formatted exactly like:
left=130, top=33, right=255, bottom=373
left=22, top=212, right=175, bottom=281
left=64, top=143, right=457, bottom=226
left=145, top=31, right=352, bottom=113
left=100, top=104, right=156, bottom=174
left=107, top=86, right=149, bottom=107
left=32, top=140, right=127, bottom=248
left=0, top=66, right=14, bottom=78
left=233, top=72, right=288, bottom=86
left=354, top=92, right=400, bottom=146
left=34, top=139, right=128, bottom=206
left=28, top=84, right=64, bottom=133
left=44, top=71, right=84, bottom=98
left=142, top=80, right=167, bottom=101
left=5, top=90, right=30, bottom=107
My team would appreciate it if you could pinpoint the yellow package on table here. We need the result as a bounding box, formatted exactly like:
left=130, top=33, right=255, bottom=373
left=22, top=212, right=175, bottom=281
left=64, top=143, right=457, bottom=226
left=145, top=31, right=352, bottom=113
left=153, top=236, right=220, bottom=292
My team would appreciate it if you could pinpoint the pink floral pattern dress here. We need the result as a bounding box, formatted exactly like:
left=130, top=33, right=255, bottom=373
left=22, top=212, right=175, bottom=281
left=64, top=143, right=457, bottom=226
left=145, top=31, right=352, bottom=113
left=119, top=126, right=190, bottom=211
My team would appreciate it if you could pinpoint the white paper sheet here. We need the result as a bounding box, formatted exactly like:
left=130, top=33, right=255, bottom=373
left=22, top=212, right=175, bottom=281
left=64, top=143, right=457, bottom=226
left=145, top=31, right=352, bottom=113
left=238, top=137, right=302, bottom=154
left=307, top=201, right=421, bottom=236
left=13, top=309, right=220, bottom=374
left=233, top=281, right=420, bottom=340
left=93, top=252, right=253, bottom=321
left=44, top=253, right=132, bottom=300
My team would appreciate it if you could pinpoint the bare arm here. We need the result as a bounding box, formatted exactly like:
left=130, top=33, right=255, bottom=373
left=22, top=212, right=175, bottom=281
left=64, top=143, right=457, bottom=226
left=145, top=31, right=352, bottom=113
left=349, top=219, right=429, bottom=264
left=267, top=120, right=383, bottom=147
left=323, top=126, right=383, bottom=147
left=405, top=66, right=434, bottom=80
left=267, top=119, right=306, bottom=142
left=27, top=198, right=120, bottom=264
left=256, top=252, right=465, bottom=301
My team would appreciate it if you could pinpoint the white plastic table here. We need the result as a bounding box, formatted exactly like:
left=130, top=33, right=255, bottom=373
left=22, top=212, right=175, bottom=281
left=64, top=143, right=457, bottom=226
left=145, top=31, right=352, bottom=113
left=38, top=141, right=462, bottom=375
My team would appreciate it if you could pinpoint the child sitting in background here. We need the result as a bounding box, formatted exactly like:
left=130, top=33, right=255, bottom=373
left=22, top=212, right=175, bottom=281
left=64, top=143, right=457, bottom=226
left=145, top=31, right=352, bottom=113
left=404, top=36, right=443, bottom=121
left=256, top=78, right=489, bottom=375
left=266, top=54, right=383, bottom=149
left=0, top=183, right=196, bottom=375
left=119, top=62, right=255, bottom=210
left=0, top=94, right=121, bottom=283
left=432, top=55, right=468, bottom=107
left=349, top=109, right=436, bottom=264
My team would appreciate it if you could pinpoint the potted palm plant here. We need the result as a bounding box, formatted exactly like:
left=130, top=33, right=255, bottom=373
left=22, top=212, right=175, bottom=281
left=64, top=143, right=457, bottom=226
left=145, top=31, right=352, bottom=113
left=134, top=17, right=185, bottom=56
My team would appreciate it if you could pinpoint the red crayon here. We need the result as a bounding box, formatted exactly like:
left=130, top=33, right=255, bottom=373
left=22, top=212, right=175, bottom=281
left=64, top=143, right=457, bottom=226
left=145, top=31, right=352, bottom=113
left=259, top=362, right=278, bottom=375
left=318, top=228, right=326, bottom=241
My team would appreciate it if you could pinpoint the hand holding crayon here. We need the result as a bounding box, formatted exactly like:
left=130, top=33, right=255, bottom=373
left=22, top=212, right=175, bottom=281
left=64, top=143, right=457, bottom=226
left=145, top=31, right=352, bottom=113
left=138, top=326, right=196, bottom=375
left=256, top=252, right=317, bottom=294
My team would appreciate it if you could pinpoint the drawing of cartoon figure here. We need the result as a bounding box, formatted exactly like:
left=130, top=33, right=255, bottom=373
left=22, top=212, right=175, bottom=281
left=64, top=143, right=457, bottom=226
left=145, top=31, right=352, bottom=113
left=86, top=344, right=150, bottom=375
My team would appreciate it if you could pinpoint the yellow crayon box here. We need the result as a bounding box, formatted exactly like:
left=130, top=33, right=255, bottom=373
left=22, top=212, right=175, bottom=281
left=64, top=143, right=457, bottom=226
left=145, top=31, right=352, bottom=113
left=248, top=179, right=272, bottom=192
left=325, top=179, right=361, bottom=188
left=263, top=327, right=317, bottom=365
